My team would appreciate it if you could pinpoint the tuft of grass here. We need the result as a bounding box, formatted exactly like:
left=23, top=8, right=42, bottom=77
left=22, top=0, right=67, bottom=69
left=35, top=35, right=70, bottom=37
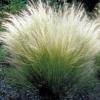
left=1, top=1, right=100, bottom=98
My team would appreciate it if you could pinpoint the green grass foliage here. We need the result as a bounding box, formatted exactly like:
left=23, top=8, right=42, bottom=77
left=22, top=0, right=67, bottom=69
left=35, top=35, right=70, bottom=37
left=0, top=0, right=27, bottom=13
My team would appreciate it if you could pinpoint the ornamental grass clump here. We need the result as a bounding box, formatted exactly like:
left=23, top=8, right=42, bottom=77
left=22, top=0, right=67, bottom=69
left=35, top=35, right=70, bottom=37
left=1, top=1, right=100, bottom=99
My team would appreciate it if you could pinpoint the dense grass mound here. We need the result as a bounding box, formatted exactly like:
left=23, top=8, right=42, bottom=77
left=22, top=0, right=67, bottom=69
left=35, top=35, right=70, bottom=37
left=1, top=1, right=100, bottom=99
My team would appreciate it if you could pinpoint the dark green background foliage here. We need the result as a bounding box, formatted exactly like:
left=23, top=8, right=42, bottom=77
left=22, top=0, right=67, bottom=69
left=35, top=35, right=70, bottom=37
left=0, top=0, right=27, bottom=13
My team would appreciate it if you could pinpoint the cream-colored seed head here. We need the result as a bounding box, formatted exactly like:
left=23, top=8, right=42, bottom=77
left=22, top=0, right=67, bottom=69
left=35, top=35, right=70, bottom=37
left=1, top=1, right=100, bottom=94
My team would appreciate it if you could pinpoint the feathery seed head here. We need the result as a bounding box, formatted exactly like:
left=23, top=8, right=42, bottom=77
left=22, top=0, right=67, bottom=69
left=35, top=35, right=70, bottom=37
left=1, top=1, right=100, bottom=95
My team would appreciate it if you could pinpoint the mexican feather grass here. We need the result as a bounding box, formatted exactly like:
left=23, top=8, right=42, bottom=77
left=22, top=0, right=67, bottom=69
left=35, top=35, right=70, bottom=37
left=1, top=1, right=100, bottom=98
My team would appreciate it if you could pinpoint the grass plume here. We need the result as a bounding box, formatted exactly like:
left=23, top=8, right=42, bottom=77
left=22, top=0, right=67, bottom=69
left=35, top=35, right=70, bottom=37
left=1, top=1, right=100, bottom=98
